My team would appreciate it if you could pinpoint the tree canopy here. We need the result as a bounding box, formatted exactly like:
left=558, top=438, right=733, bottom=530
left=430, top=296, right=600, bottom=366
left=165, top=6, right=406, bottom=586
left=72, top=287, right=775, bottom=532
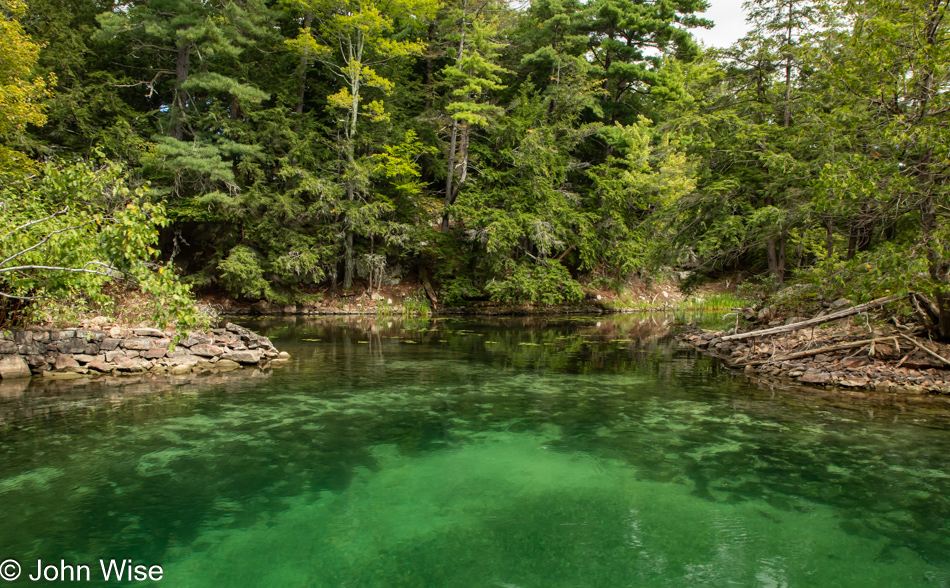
left=6, top=0, right=950, bottom=337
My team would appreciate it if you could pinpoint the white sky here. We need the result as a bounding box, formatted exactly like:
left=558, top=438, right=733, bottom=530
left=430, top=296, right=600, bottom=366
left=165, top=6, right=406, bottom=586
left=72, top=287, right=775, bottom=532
left=691, top=0, right=751, bottom=48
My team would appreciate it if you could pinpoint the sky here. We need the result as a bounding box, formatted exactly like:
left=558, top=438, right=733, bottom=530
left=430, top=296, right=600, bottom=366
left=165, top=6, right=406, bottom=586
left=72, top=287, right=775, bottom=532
left=691, top=0, right=751, bottom=48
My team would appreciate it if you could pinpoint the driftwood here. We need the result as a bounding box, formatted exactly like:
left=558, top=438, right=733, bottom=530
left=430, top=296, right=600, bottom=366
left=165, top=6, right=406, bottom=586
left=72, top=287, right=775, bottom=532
left=898, top=333, right=950, bottom=367
left=736, top=335, right=904, bottom=367
left=721, top=294, right=902, bottom=342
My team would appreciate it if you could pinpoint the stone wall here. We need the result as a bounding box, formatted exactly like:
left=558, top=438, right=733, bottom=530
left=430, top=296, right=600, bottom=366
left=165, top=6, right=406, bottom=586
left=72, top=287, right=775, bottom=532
left=0, top=322, right=287, bottom=380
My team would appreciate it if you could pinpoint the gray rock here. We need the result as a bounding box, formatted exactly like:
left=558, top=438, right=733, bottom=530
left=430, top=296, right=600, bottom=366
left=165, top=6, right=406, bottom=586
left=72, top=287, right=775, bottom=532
left=169, top=364, right=195, bottom=375
left=72, top=354, right=98, bottom=364
left=799, top=370, right=831, bottom=384
left=26, top=355, right=49, bottom=369
left=133, top=328, right=165, bottom=337
left=838, top=378, right=869, bottom=388
left=87, top=360, right=116, bottom=373
left=164, top=353, right=200, bottom=367
left=278, top=351, right=291, bottom=359
left=0, top=355, right=31, bottom=379
left=121, top=337, right=154, bottom=350
left=0, top=340, right=18, bottom=354
left=142, top=348, right=167, bottom=359
left=76, top=330, right=106, bottom=342
left=179, top=333, right=213, bottom=347
left=221, top=350, right=262, bottom=365
left=784, top=316, right=807, bottom=326
left=190, top=344, right=225, bottom=357
left=56, top=338, right=88, bottom=354
left=54, top=355, right=81, bottom=370
left=215, top=359, right=241, bottom=371
left=105, top=349, right=127, bottom=363
left=100, top=338, right=120, bottom=351
left=114, top=356, right=147, bottom=372
left=14, top=331, right=32, bottom=345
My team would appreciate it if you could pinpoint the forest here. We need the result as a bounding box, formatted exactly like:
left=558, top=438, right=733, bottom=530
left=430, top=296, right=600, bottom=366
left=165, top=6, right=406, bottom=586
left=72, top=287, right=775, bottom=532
left=2, top=0, right=950, bottom=338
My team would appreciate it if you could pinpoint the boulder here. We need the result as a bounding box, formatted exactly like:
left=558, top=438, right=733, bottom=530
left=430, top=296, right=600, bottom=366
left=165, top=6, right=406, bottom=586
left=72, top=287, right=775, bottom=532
left=0, top=340, right=16, bottom=354
left=142, top=348, right=167, bottom=359
left=164, top=352, right=200, bottom=367
left=114, top=356, right=147, bottom=373
left=133, top=328, right=165, bottom=337
left=56, top=338, right=88, bottom=354
left=838, top=378, right=869, bottom=388
left=87, top=360, right=116, bottom=373
left=190, top=344, right=225, bottom=357
left=72, top=354, right=98, bottom=364
left=169, top=363, right=195, bottom=375
left=214, top=359, right=241, bottom=371
left=799, top=369, right=831, bottom=385
left=0, top=355, right=31, bottom=379
left=100, top=338, right=121, bottom=351
left=121, top=337, right=154, bottom=350
left=54, top=355, right=81, bottom=370
left=220, top=350, right=262, bottom=365
left=179, top=333, right=213, bottom=348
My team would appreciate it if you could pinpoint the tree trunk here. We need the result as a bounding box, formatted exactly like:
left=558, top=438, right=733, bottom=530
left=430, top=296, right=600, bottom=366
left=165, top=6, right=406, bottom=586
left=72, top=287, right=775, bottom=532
left=440, top=0, right=468, bottom=233
left=171, top=41, right=191, bottom=140
left=767, top=231, right=786, bottom=284
left=824, top=216, right=834, bottom=258
left=441, top=119, right=458, bottom=232
left=292, top=11, right=314, bottom=133
left=921, top=169, right=950, bottom=339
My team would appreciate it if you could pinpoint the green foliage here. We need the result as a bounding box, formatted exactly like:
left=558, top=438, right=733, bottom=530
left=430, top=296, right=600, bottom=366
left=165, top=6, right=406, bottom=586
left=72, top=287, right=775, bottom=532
left=0, top=159, right=198, bottom=327
left=485, top=261, right=583, bottom=305
left=218, top=245, right=268, bottom=300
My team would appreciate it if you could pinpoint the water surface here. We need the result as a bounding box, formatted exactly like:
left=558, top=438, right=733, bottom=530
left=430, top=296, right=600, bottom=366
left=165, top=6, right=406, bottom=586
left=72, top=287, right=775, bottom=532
left=1, top=315, right=949, bottom=586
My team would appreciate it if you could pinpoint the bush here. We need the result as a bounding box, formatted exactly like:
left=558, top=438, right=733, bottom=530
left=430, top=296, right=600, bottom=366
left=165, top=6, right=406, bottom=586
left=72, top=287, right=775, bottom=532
left=218, top=245, right=268, bottom=300
left=486, top=261, right=584, bottom=305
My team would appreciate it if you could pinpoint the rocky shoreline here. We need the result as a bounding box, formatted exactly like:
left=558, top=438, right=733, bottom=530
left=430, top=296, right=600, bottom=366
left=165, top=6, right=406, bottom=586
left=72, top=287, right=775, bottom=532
left=0, top=322, right=288, bottom=380
left=679, top=324, right=950, bottom=396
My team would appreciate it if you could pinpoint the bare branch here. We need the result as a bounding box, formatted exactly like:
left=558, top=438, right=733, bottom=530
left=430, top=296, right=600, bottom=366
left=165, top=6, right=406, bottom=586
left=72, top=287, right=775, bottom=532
left=1, top=208, right=69, bottom=241
left=0, top=221, right=97, bottom=268
left=0, top=291, right=37, bottom=301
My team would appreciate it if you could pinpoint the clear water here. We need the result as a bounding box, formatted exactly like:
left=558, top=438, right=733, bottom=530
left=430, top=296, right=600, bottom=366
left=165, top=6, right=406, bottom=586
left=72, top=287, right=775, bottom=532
left=1, top=315, right=950, bottom=587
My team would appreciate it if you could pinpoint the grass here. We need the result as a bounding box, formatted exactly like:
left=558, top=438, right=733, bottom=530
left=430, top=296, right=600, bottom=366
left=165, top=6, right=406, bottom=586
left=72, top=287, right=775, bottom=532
left=675, top=292, right=750, bottom=312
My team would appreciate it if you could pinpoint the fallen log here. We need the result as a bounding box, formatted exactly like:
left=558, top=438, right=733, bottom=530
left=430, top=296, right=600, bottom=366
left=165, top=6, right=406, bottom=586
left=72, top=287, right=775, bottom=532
left=898, top=333, right=950, bottom=367
left=737, top=335, right=904, bottom=367
left=721, top=294, right=903, bottom=342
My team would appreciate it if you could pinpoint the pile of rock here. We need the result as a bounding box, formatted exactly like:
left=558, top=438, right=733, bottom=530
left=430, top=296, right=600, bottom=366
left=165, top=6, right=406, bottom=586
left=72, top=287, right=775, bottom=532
left=680, top=327, right=950, bottom=394
left=0, top=322, right=288, bottom=380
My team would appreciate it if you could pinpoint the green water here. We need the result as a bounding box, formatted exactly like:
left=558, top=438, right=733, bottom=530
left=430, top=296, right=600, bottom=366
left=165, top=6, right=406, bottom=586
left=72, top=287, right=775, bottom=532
left=1, top=315, right=950, bottom=587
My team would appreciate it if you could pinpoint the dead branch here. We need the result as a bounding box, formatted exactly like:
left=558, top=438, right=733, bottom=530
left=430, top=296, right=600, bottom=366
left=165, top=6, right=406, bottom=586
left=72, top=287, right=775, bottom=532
left=721, top=294, right=903, bottom=341
left=737, top=335, right=907, bottom=366
left=898, top=333, right=950, bottom=367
